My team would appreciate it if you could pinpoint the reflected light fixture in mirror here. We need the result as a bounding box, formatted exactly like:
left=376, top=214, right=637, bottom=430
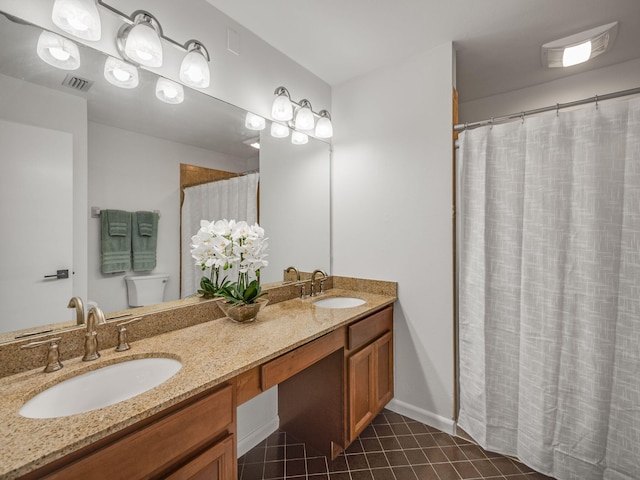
left=271, top=122, right=289, bottom=138
left=294, top=99, right=315, bottom=130
left=104, top=56, right=139, bottom=88
left=156, top=77, right=184, bottom=104
left=117, top=11, right=163, bottom=68
left=180, top=41, right=210, bottom=88
left=245, top=112, right=266, bottom=130
left=52, top=0, right=101, bottom=41
left=271, top=86, right=293, bottom=121
left=315, top=110, right=333, bottom=139
left=36, top=31, right=81, bottom=70
left=291, top=131, right=309, bottom=145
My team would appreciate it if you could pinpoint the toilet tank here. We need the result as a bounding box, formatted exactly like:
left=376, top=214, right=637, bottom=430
left=124, top=273, right=169, bottom=307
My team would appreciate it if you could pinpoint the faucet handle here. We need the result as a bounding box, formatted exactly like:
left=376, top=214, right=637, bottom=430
left=21, top=337, right=63, bottom=373
left=115, top=317, right=142, bottom=352
left=300, top=283, right=306, bottom=300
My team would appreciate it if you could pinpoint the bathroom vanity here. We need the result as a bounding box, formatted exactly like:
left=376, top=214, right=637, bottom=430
left=0, top=278, right=396, bottom=479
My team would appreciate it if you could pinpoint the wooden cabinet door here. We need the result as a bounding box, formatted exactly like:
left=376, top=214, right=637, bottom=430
left=348, top=341, right=376, bottom=441
left=165, top=434, right=235, bottom=480
left=348, top=331, right=394, bottom=443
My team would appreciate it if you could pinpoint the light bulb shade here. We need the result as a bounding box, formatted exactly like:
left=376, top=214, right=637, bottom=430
left=180, top=44, right=210, bottom=88
left=294, top=101, right=314, bottom=130
left=36, top=31, right=80, bottom=70
left=118, top=14, right=163, bottom=67
left=156, top=77, right=184, bottom=104
left=315, top=113, right=333, bottom=138
left=270, top=122, right=289, bottom=138
left=245, top=112, right=266, bottom=131
left=562, top=41, right=592, bottom=67
left=51, top=0, right=101, bottom=41
left=272, top=92, right=293, bottom=121
left=291, top=131, right=308, bottom=145
left=104, top=57, right=139, bottom=89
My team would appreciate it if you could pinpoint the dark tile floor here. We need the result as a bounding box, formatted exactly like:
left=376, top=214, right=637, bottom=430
left=238, top=409, right=554, bottom=480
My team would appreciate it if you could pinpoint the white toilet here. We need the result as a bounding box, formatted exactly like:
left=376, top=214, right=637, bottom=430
left=124, top=273, right=169, bottom=307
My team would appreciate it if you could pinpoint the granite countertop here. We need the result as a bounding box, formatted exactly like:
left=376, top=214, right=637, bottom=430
left=0, top=287, right=395, bottom=479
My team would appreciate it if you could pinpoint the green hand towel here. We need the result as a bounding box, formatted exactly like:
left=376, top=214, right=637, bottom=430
left=101, top=210, right=131, bottom=273
left=132, top=211, right=159, bottom=272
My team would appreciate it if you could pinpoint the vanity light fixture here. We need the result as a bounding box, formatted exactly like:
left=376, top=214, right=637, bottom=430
left=315, top=110, right=333, bottom=139
left=155, top=77, right=184, bottom=104
left=180, top=41, right=210, bottom=88
left=270, top=122, right=290, bottom=138
left=542, top=22, right=618, bottom=68
left=104, top=56, right=139, bottom=88
left=271, top=86, right=333, bottom=138
left=245, top=112, right=266, bottom=131
left=117, top=11, right=163, bottom=68
left=271, top=86, right=294, bottom=121
left=52, top=0, right=102, bottom=41
left=291, top=131, right=309, bottom=145
left=294, top=99, right=315, bottom=131
left=36, top=31, right=81, bottom=70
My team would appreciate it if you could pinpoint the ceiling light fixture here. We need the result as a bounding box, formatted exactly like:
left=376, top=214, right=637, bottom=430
left=104, top=56, right=139, bottom=88
left=541, top=22, right=618, bottom=68
left=245, top=112, right=266, bottom=131
left=36, top=31, right=81, bottom=70
left=117, top=11, right=163, bottom=68
left=155, top=77, right=184, bottom=104
left=271, top=86, right=333, bottom=138
left=52, top=0, right=102, bottom=41
left=270, top=122, right=289, bottom=138
left=180, top=41, right=210, bottom=88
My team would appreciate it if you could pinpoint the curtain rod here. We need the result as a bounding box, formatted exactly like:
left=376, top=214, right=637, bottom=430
left=454, top=86, right=640, bottom=132
left=182, top=169, right=259, bottom=189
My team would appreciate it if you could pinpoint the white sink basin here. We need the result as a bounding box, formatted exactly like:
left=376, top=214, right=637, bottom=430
left=20, top=357, right=182, bottom=419
left=313, top=297, right=366, bottom=309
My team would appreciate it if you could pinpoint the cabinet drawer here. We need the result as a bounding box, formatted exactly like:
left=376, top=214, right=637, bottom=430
left=261, top=328, right=345, bottom=390
left=165, top=434, right=235, bottom=480
left=348, top=306, right=392, bottom=351
left=44, top=384, right=233, bottom=480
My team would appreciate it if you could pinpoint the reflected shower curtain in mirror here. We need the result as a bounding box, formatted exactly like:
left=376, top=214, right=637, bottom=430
left=180, top=172, right=259, bottom=298
left=457, top=98, right=640, bottom=479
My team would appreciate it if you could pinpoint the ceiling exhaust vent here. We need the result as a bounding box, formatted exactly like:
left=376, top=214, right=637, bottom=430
left=62, top=74, right=93, bottom=92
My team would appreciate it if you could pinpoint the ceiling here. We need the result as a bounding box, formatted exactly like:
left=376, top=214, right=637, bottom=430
left=206, top=0, right=640, bottom=102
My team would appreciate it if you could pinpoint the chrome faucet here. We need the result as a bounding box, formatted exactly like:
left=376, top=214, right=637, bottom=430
left=310, top=269, right=327, bottom=297
left=83, top=306, right=105, bottom=361
left=284, top=266, right=300, bottom=282
left=67, top=296, right=85, bottom=325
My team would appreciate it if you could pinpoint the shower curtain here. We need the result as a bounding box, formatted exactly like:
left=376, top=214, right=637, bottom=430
left=180, top=172, right=259, bottom=297
left=457, top=98, right=640, bottom=480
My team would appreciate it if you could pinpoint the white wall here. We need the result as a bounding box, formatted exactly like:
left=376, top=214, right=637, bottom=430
left=332, top=43, right=456, bottom=431
left=88, top=121, right=254, bottom=312
left=460, top=58, right=640, bottom=124
left=0, top=73, right=88, bottom=312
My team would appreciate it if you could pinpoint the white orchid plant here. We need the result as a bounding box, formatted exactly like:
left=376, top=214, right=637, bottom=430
left=190, top=219, right=269, bottom=305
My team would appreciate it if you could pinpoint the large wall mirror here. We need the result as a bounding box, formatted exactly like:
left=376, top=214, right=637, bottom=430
left=0, top=11, right=331, bottom=340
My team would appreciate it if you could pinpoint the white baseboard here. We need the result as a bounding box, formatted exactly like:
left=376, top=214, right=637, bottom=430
left=386, top=399, right=456, bottom=436
left=237, top=416, right=280, bottom=458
